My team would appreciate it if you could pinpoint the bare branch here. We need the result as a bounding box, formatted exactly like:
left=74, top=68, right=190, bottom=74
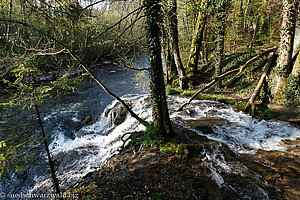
left=82, top=0, right=106, bottom=11
left=0, top=18, right=150, bottom=127
left=34, top=48, right=66, bottom=56
left=92, top=6, right=145, bottom=41
left=244, top=53, right=277, bottom=114
left=177, top=46, right=278, bottom=111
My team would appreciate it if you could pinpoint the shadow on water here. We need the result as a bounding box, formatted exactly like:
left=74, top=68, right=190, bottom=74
left=0, top=54, right=150, bottom=197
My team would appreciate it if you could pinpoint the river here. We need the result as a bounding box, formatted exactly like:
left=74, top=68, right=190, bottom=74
left=0, top=54, right=299, bottom=199
left=0, top=54, right=150, bottom=197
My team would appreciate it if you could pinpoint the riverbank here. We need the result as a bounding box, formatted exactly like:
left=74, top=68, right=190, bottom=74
left=68, top=122, right=299, bottom=200
left=167, top=89, right=300, bottom=125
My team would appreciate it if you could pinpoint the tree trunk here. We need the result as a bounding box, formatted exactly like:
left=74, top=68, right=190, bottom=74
left=215, top=0, right=230, bottom=89
left=216, top=33, right=225, bottom=89
left=244, top=52, right=277, bottom=114
left=168, top=0, right=188, bottom=89
left=5, top=0, right=13, bottom=52
left=247, top=18, right=259, bottom=60
left=273, top=0, right=298, bottom=102
left=243, top=0, right=252, bottom=32
left=292, top=49, right=300, bottom=76
left=186, top=0, right=208, bottom=88
left=161, top=15, right=177, bottom=84
left=178, top=47, right=277, bottom=111
left=144, top=0, right=175, bottom=137
left=239, top=0, right=244, bottom=31
left=20, top=0, right=29, bottom=43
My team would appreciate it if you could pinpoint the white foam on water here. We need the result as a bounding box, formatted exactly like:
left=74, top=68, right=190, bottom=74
left=169, top=96, right=300, bottom=153
left=32, top=94, right=299, bottom=193
left=210, top=168, right=224, bottom=187
left=31, top=94, right=152, bottom=193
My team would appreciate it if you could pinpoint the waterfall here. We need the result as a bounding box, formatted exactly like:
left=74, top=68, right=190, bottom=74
left=30, top=94, right=299, bottom=194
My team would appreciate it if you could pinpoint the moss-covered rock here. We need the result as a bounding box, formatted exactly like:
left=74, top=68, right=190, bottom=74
left=185, top=117, right=229, bottom=133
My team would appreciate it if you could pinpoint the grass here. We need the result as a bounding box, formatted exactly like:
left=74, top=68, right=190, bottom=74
left=127, top=124, right=164, bottom=148
left=166, top=88, right=181, bottom=95
left=159, top=142, right=184, bottom=154
left=152, top=192, right=166, bottom=200
left=180, top=90, right=195, bottom=96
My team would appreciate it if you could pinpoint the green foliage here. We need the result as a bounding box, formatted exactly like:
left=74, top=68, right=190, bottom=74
left=286, top=75, right=300, bottom=107
left=128, top=123, right=164, bottom=148
left=196, top=94, right=217, bottom=100
left=166, top=88, right=181, bottom=95
left=180, top=90, right=220, bottom=101
left=132, top=71, right=150, bottom=93
left=0, top=121, right=41, bottom=176
left=159, top=142, right=184, bottom=154
left=250, top=107, right=274, bottom=120
left=0, top=141, right=6, bottom=148
left=152, top=192, right=166, bottom=200
left=234, top=101, right=246, bottom=110
left=180, top=90, right=195, bottom=96
left=1, top=53, right=87, bottom=109
left=263, top=109, right=274, bottom=119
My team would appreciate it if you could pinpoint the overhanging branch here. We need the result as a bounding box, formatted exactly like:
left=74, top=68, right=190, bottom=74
left=1, top=18, right=150, bottom=127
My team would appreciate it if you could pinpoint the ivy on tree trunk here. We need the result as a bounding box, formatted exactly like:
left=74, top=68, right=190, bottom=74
left=186, top=0, right=208, bottom=88
left=144, top=0, right=175, bottom=137
left=273, top=0, right=298, bottom=102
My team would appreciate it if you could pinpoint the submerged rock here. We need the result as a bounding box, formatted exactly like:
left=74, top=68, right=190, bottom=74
left=184, top=117, right=229, bottom=133
left=82, top=116, right=93, bottom=126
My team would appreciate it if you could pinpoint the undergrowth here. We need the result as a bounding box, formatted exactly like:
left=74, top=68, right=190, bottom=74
left=127, top=124, right=164, bottom=148
left=126, top=123, right=188, bottom=154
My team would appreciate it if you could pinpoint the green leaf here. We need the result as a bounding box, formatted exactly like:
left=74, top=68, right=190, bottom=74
left=0, top=141, right=7, bottom=148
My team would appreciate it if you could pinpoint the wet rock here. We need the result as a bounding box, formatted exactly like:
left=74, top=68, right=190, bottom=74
left=69, top=122, right=300, bottom=200
left=185, top=116, right=229, bottom=133
left=63, top=131, right=76, bottom=140
left=82, top=116, right=93, bottom=126
left=16, top=170, right=28, bottom=180
left=74, top=116, right=95, bottom=136
left=107, top=104, right=128, bottom=126
left=76, top=129, right=91, bottom=137
left=56, top=145, right=98, bottom=171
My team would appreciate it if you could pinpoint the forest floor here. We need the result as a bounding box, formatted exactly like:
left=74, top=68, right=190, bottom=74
left=68, top=122, right=299, bottom=200
left=193, top=89, right=300, bottom=125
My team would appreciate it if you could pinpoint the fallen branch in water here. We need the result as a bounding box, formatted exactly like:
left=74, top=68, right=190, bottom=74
left=177, top=46, right=277, bottom=111
left=244, top=52, right=277, bottom=115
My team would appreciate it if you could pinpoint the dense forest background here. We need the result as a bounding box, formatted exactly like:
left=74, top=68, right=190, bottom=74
left=0, top=0, right=299, bottom=195
left=0, top=0, right=299, bottom=105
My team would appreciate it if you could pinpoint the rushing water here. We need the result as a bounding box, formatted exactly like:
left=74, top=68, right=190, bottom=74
left=0, top=55, right=150, bottom=197
left=31, top=94, right=299, bottom=195
left=1, top=54, right=299, bottom=198
left=169, top=96, right=300, bottom=153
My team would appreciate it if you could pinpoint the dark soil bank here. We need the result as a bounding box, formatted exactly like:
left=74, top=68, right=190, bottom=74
left=68, top=123, right=299, bottom=200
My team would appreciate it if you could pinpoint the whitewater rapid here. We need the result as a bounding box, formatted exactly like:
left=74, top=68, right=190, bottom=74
left=30, top=94, right=299, bottom=193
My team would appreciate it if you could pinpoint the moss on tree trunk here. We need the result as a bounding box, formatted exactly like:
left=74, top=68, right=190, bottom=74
left=186, top=1, right=208, bottom=88
left=144, top=0, right=175, bottom=137
left=272, top=0, right=298, bottom=102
